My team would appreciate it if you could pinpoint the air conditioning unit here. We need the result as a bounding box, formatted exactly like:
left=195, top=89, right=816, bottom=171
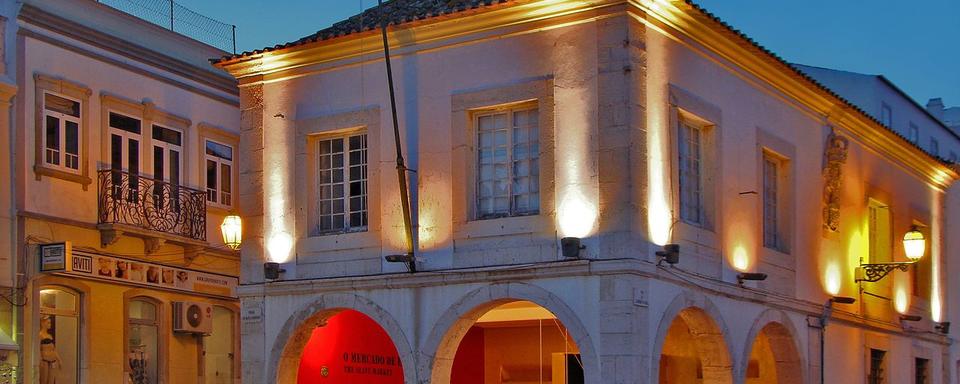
left=173, top=301, right=212, bottom=334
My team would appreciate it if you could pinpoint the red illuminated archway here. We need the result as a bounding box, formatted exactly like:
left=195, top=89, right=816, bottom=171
left=296, top=309, right=403, bottom=384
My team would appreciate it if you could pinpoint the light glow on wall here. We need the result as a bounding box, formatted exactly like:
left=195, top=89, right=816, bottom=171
left=558, top=190, right=597, bottom=238
left=930, top=188, right=943, bottom=322
left=267, top=232, right=293, bottom=263
left=731, top=245, right=749, bottom=271
left=894, top=286, right=909, bottom=314
left=646, top=31, right=673, bottom=246
left=823, top=262, right=842, bottom=296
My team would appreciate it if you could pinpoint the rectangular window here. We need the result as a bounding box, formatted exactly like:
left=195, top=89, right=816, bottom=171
left=678, top=120, right=703, bottom=225
left=109, top=112, right=142, bottom=201
left=42, top=93, right=81, bottom=171
left=476, top=106, right=539, bottom=218
left=930, top=138, right=940, bottom=157
left=869, top=349, right=886, bottom=384
left=762, top=153, right=787, bottom=252
left=317, top=134, right=367, bottom=233
left=205, top=140, right=234, bottom=207
left=868, top=200, right=892, bottom=263
left=915, top=357, right=929, bottom=384
left=881, top=103, right=893, bottom=127
left=908, top=123, right=919, bottom=144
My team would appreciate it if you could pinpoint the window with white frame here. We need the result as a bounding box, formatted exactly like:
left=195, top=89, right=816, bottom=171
left=678, top=119, right=704, bottom=225
left=109, top=112, right=142, bottom=201
left=762, top=152, right=788, bottom=252
left=205, top=140, right=233, bottom=207
left=475, top=105, right=540, bottom=218
left=43, top=92, right=81, bottom=171
left=908, top=123, right=919, bottom=144
left=317, top=133, right=368, bottom=233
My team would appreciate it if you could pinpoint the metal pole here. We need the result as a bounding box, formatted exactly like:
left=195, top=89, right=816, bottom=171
left=378, top=0, right=416, bottom=272
left=232, top=25, right=237, bottom=54
left=169, top=0, right=174, bottom=30
left=820, top=324, right=825, bottom=384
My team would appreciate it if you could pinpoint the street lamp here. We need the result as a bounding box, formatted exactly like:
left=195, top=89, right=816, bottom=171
left=855, top=226, right=925, bottom=283
left=220, top=213, right=242, bottom=250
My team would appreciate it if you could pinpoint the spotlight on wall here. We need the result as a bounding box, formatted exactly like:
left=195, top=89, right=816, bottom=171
left=935, top=322, right=951, bottom=334
left=656, top=244, right=680, bottom=265
left=561, top=237, right=586, bottom=258
left=830, top=296, right=856, bottom=305
left=899, top=314, right=923, bottom=322
left=737, top=272, right=768, bottom=285
left=385, top=253, right=417, bottom=273
left=264, top=262, right=286, bottom=280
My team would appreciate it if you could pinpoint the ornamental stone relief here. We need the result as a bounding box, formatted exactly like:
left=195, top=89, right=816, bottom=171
left=822, top=132, right=848, bottom=232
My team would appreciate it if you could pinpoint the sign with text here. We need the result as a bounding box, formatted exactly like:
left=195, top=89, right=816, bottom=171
left=39, top=242, right=71, bottom=272
left=298, top=309, right=403, bottom=384
left=52, top=250, right=238, bottom=299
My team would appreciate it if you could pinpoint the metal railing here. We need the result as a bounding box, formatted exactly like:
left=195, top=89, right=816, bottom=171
left=96, top=0, right=236, bottom=53
left=98, top=169, right=207, bottom=241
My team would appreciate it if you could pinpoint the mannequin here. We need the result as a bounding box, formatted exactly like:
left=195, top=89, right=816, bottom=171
left=39, top=315, right=62, bottom=384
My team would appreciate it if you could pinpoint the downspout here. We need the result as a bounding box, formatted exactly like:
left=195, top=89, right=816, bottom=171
left=378, top=0, right=416, bottom=272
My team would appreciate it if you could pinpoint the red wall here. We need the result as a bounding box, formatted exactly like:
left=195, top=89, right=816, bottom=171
left=297, top=309, right=403, bottom=384
left=451, top=326, right=485, bottom=384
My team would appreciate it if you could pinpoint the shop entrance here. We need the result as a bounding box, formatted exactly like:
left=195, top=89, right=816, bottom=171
left=744, top=322, right=801, bottom=384
left=658, top=307, right=733, bottom=384
left=450, top=300, right=583, bottom=384
left=296, top=309, right=403, bottom=384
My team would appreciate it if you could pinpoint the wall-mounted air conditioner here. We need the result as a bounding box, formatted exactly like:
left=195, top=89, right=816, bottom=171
left=172, top=301, right=212, bottom=334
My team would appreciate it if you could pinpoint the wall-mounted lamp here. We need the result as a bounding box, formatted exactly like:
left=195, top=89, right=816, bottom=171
left=385, top=253, right=417, bottom=273
left=899, top=314, right=923, bottom=322
left=561, top=237, right=586, bottom=258
left=935, top=322, right=951, bottom=334
left=220, top=213, right=243, bottom=250
left=264, top=262, right=286, bottom=280
left=656, top=244, right=680, bottom=265
left=855, top=226, right=925, bottom=282
left=737, top=272, right=767, bottom=285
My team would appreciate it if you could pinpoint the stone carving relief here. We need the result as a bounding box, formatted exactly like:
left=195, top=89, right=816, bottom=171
left=822, top=132, right=849, bottom=232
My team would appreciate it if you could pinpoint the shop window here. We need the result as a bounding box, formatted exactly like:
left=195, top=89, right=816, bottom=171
left=203, top=306, right=235, bottom=383
left=317, top=133, right=368, bottom=233
left=474, top=104, right=540, bottom=219
left=127, top=298, right=160, bottom=384
left=39, top=287, right=80, bottom=384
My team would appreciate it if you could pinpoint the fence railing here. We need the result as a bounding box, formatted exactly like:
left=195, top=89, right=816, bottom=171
left=96, top=0, right=236, bottom=53
left=98, top=169, right=207, bottom=241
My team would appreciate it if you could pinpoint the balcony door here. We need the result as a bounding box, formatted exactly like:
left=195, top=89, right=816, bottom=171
left=109, top=112, right=142, bottom=201
left=152, top=125, right=183, bottom=210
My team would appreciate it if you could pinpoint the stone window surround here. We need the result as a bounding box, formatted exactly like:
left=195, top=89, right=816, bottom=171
left=295, top=107, right=382, bottom=258
left=669, top=85, right=722, bottom=251
left=197, top=123, right=240, bottom=213
left=756, top=128, right=795, bottom=261
left=451, top=77, right=556, bottom=241
left=33, top=73, right=93, bottom=189
left=99, top=93, right=192, bottom=183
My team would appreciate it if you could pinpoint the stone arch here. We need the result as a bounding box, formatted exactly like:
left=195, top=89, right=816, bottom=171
left=267, top=293, right=417, bottom=384
left=421, top=282, right=600, bottom=384
left=740, top=309, right=804, bottom=384
left=652, top=291, right=735, bottom=384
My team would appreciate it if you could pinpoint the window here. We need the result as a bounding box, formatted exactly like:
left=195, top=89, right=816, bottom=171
left=42, top=93, right=81, bottom=171
left=678, top=119, right=704, bottom=225
left=881, top=103, right=892, bottom=127
left=868, top=349, right=886, bottom=384
left=203, top=306, right=235, bottom=383
left=109, top=112, right=142, bottom=200
left=930, top=138, right=940, bottom=157
left=127, top=299, right=160, bottom=384
left=868, top=199, right=892, bottom=263
left=317, top=134, right=368, bottom=233
left=205, top=140, right=234, bottom=207
left=908, top=123, right=919, bottom=144
left=40, top=287, right=80, bottom=384
left=475, top=105, right=540, bottom=218
left=153, top=125, right=183, bottom=211
left=915, top=357, right=929, bottom=384
left=762, top=152, right=788, bottom=252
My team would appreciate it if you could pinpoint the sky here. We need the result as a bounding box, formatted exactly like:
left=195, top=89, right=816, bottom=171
left=179, top=0, right=960, bottom=106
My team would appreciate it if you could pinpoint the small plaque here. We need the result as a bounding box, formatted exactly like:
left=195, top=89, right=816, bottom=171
left=242, top=301, right=263, bottom=323
left=39, top=242, right=71, bottom=272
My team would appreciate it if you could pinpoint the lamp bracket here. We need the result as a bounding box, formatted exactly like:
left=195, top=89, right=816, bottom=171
left=855, top=262, right=914, bottom=283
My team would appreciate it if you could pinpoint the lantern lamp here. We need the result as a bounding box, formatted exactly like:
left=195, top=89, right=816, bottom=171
left=221, top=213, right=242, bottom=250
left=855, top=226, right=926, bottom=283
left=902, top=225, right=925, bottom=261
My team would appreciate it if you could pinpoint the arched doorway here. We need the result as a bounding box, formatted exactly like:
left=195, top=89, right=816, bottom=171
left=447, top=300, right=583, bottom=384
left=744, top=322, right=801, bottom=384
left=285, top=309, right=404, bottom=384
left=658, top=307, right=733, bottom=384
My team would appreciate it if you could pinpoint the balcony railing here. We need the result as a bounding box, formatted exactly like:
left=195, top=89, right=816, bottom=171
left=98, top=169, right=206, bottom=241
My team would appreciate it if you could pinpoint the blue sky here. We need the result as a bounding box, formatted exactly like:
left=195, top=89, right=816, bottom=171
left=181, top=0, right=960, bottom=106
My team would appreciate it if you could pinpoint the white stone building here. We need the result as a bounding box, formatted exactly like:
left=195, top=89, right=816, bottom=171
left=215, top=1, right=959, bottom=383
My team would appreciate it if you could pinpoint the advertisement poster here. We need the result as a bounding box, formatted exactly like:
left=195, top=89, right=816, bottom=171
left=47, top=249, right=237, bottom=299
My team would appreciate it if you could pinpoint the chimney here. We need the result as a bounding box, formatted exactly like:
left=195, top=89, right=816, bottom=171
left=927, top=98, right=945, bottom=120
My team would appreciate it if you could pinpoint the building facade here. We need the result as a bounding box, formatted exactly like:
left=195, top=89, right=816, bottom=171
left=215, top=1, right=959, bottom=383
left=3, top=0, right=242, bottom=382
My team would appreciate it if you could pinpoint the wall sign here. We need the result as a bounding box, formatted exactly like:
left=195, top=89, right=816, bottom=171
left=45, top=250, right=238, bottom=299
left=39, top=242, right=72, bottom=272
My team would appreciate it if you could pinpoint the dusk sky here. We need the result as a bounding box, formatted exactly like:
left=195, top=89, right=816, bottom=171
left=182, top=0, right=960, bottom=107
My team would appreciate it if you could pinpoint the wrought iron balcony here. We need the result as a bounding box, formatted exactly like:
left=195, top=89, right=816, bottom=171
left=98, top=169, right=206, bottom=243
